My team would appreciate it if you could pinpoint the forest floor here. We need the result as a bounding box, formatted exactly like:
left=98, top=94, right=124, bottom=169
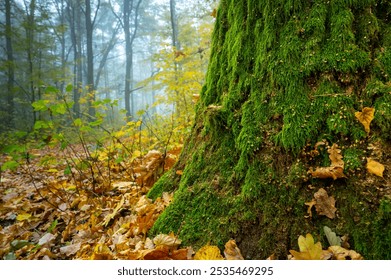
left=0, top=144, right=195, bottom=260
left=0, top=142, right=377, bottom=260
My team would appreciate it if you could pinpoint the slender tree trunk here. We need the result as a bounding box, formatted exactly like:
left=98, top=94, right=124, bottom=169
left=149, top=0, right=391, bottom=260
left=85, top=0, right=95, bottom=118
left=26, top=0, right=37, bottom=126
left=123, top=0, right=142, bottom=120
left=5, top=0, right=15, bottom=130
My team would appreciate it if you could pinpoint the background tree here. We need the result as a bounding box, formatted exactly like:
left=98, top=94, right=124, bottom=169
left=148, top=0, right=391, bottom=259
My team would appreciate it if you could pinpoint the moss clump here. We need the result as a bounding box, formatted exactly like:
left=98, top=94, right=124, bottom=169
left=148, top=0, right=391, bottom=259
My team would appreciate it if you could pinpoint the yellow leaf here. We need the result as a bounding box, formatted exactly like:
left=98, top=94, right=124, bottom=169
left=90, top=244, right=113, bottom=260
left=153, top=233, right=181, bottom=248
left=366, top=158, right=385, bottom=177
left=194, top=245, right=224, bottom=260
left=328, top=144, right=344, bottom=168
left=327, top=246, right=364, bottom=260
left=355, top=107, right=375, bottom=133
left=16, top=213, right=32, bottom=221
left=309, top=166, right=346, bottom=180
left=289, top=233, right=323, bottom=260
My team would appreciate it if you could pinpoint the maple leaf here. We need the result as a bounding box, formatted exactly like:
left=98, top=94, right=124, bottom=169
left=194, top=245, right=224, bottom=260
left=289, top=233, right=323, bottom=260
left=366, top=158, right=385, bottom=177
left=224, top=239, right=244, bottom=260
left=314, top=188, right=337, bottom=219
left=355, top=107, right=375, bottom=133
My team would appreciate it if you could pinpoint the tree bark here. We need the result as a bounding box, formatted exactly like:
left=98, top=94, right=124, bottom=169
left=85, top=0, right=95, bottom=118
left=5, top=0, right=15, bottom=130
left=123, top=0, right=142, bottom=120
left=149, top=0, right=391, bottom=259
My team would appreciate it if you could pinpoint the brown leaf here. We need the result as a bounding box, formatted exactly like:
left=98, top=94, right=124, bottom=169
left=309, top=166, right=346, bottom=180
left=314, top=188, right=337, bottom=219
left=327, top=246, right=364, bottom=260
left=153, top=233, right=181, bottom=248
left=355, top=107, right=375, bottom=133
left=328, top=144, right=344, bottom=168
left=224, top=239, right=244, bottom=260
left=304, top=200, right=316, bottom=218
left=366, top=158, right=385, bottom=177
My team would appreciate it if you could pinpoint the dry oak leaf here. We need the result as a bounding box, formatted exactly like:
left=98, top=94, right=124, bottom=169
left=355, top=107, right=375, bottom=133
left=194, top=245, right=224, bottom=260
left=309, top=144, right=346, bottom=180
left=224, top=239, right=244, bottom=260
left=289, top=233, right=323, bottom=260
left=309, top=166, right=346, bottom=180
left=366, top=158, right=385, bottom=177
left=327, top=246, right=364, bottom=260
left=314, top=188, right=337, bottom=219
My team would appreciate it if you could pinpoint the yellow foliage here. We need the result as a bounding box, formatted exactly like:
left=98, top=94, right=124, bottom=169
left=355, top=107, right=375, bottom=133
left=366, top=158, right=385, bottom=177
left=194, top=245, right=224, bottom=260
left=289, top=233, right=323, bottom=260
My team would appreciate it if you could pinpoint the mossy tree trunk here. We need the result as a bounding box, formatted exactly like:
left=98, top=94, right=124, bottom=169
left=148, top=0, right=391, bottom=259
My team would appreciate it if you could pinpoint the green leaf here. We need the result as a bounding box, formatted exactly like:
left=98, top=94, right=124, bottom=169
left=48, top=219, right=58, bottom=233
left=73, top=118, right=83, bottom=127
left=51, top=103, right=67, bottom=115
left=32, top=100, right=49, bottom=111
left=4, top=252, right=16, bottom=260
left=45, top=86, right=59, bottom=94
left=1, top=160, right=19, bottom=171
left=10, top=240, right=30, bottom=251
left=89, top=119, right=103, bottom=127
left=324, top=226, right=342, bottom=246
left=65, top=84, right=73, bottom=92
left=64, top=165, right=71, bottom=175
left=34, top=120, right=49, bottom=130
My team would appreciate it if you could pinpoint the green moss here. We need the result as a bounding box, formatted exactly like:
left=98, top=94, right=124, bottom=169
left=148, top=0, right=391, bottom=259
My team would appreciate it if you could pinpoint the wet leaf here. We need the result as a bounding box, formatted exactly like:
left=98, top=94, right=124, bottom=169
left=355, top=107, right=375, bottom=133
left=314, top=188, right=337, bottom=219
left=366, top=158, right=385, bottom=177
left=289, top=234, right=322, bottom=260
left=194, top=245, right=224, bottom=260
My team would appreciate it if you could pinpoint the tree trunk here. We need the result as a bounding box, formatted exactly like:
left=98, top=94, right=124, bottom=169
left=123, top=0, right=142, bottom=120
left=85, top=0, right=95, bottom=118
left=5, top=0, right=15, bottom=130
left=148, top=0, right=391, bottom=259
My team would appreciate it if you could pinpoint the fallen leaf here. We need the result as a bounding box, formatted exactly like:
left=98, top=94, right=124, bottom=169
left=328, top=144, right=344, bottom=168
left=60, top=243, right=81, bottom=257
left=16, top=213, right=32, bottom=221
left=366, top=158, right=385, bottom=177
left=355, top=107, right=375, bottom=133
left=323, top=226, right=341, bottom=246
left=90, top=243, right=113, bottom=260
left=309, top=166, right=346, bottom=180
left=327, top=246, right=364, bottom=260
left=224, top=239, right=244, bottom=260
left=153, top=233, right=181, bottom=248
left=194, top=245, right=224, bottom=260
left=38, top=233, right=56, bottom=246
left=289, top=233, right=323, bottom=260
left=102, top=195, right=126, bottom=227
left=314, top=188, right=337, bottom=219
left=309, top=144, right=346, bottom=180
left=304, top=200, right=316, bottom=218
